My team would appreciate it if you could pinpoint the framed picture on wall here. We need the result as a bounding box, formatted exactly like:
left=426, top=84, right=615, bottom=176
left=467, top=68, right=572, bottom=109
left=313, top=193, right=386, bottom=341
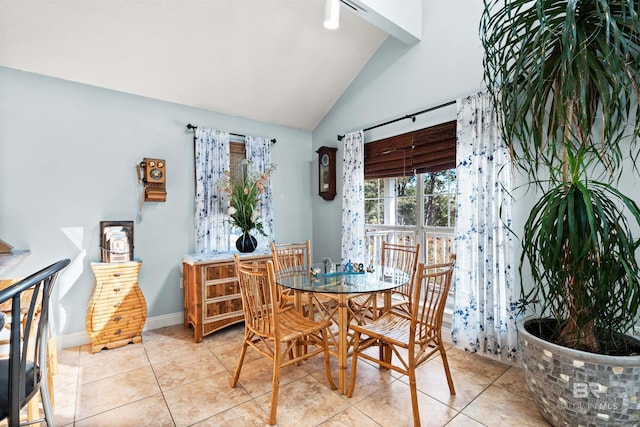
left=100, top=221, right=134, bottom=263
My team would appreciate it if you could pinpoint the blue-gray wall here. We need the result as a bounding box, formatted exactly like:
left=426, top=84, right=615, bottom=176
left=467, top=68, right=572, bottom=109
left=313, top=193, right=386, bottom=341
left=0, top=66, right=314, bottom=345
left=4, top=0, right=637, bottom=346
left=312, top=0, right=640, bottom=332
left=312, top=0, right=486, bottom=262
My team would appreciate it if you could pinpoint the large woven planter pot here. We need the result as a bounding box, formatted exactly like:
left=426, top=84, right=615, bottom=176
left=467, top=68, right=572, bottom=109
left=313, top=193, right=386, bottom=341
left=518, top=318, right=640, bottom=426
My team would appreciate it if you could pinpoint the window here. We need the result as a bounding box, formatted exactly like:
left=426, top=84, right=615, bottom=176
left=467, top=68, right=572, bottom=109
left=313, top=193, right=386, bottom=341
left=365, top=176, right=418, bottom=226
left=365, top=171, right=456, bottom=228
left=364, top=121, right=457, bottom=266
left=364, top=178, right=384, bottom=224
left=364, top=120, right=457, bottom=228
left=229, top=141, right=246, bottom=179
left=423, top=169, right=456, bottom=228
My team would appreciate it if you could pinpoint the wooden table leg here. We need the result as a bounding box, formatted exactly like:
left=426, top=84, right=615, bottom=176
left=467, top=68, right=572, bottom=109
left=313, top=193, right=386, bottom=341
left=294, top=290, right=305, bottom=358
left=337, top=294, right=349, bottom=395
left=379, top=291, right=393, bottom=366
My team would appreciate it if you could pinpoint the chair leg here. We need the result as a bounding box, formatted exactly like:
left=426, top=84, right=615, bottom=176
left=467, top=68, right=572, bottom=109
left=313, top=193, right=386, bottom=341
left=269, top=349, right=281, bottom=426
left=321, top=329, right=337, bottom=390
left=48, top=337, right=58, bottom=375
left=439, top=345, right=456, bottom=395
left=408, top=366, right=421, bottom=427
left=48, top=337, right=57, bottom=410
left=378, top=341, right=391, bottom=368
left=371, top=292, right=379, bottom=320
left=27, top=397, right=38, bottom=422
left=346, top=331, right=361, bottom=398
left=230, top=341, right=249, bottom=387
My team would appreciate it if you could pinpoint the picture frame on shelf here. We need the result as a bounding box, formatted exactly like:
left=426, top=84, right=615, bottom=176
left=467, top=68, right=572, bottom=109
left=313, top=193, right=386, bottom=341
left=100, top=221, right=134, bottom=263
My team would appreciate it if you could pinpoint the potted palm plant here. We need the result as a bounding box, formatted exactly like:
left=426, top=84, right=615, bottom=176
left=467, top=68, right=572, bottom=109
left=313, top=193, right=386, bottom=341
left=481, top=0, right=640, bottom=424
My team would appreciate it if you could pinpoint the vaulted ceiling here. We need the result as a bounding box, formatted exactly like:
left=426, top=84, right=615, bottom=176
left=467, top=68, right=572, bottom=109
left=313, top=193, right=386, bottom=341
left=0, top=0, right=391, bottom=131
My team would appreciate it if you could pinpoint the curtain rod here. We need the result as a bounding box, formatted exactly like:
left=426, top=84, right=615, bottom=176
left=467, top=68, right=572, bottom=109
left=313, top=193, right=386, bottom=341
left=337, top=99, right=456, bottom=141
left=186, top=123, right=276, bottom=144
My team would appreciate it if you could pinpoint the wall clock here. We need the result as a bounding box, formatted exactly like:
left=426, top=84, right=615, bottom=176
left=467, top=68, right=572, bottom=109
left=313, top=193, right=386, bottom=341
left=316, top=146, right=337, bottom=201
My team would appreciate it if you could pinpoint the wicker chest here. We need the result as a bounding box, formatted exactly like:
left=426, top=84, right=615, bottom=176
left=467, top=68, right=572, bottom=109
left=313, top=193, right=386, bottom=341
left=86, top=261, right=147, bottom=353
left=182, top=250, right=271, bottom=343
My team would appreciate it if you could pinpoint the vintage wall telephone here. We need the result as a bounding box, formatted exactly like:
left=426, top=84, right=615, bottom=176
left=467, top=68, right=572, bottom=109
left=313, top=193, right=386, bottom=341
left=137, top=158, right=166, bottom=202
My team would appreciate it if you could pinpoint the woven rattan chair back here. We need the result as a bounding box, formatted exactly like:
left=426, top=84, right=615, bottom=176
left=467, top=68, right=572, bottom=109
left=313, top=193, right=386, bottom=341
left=412, top=255, right=456, bottom=350
left=270, top=240, right=311, bottom=276
left=349, top=241, right=420, bottom=321
left=270, top=240, right=311, bottom=309
left=381, top=241, right=420, bottom=304
left=235, top=258, right=278, bottom=337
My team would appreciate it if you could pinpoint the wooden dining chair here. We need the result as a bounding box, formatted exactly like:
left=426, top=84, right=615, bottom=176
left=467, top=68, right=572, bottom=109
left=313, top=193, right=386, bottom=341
left=230, top=255, right=336, bottom=426
left=270, top=240, right=311, bottom=310
left=347, top=255, right=456, bottom=427
left=0, top=259, right=70, bottom=427
left=349, top=241, right=420, bottom=321
left=270, top=240, right=336, bottom=320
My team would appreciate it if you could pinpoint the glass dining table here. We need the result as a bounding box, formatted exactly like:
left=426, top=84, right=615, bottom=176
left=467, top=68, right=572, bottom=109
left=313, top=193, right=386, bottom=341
left=275, top=265, right=410, bottom=395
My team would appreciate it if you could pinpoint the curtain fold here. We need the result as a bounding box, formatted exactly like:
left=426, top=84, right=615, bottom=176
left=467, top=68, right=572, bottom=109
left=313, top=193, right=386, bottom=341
left=245, top=136, right=275, bottom=248
left=451, top=91, right=518, bottom=362
left=341, top=130, right=366, bottom=263
left=194, top=128, right=230, bottom=253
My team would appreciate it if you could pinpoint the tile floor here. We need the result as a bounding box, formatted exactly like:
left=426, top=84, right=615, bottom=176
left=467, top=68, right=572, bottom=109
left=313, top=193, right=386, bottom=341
left=50, top=324, right=552, bottom=426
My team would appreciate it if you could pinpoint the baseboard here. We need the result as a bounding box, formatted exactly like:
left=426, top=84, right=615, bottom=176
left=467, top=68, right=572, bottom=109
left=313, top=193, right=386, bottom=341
left=58, top=311, right=453, bottom=350
left=56, top=311, right=184, bottom=350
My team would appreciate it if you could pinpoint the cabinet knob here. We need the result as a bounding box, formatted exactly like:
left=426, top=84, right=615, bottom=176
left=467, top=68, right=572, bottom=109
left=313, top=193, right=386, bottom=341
left=114, top=316, right=122, bottom=321
left=114, top=287, right=121, bottom=292
left=115, top=329, right=122, bottom=335
left=114, top=301, right=121, bottom=307
left=113, top=272, right=121, bottom=277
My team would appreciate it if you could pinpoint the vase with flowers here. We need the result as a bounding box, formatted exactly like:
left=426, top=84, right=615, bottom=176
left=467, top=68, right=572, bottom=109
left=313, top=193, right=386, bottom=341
left=217, top=160, right=275, bottom=253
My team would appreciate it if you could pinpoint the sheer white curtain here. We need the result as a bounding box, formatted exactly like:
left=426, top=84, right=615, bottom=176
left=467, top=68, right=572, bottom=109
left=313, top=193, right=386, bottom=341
left=341, top=130, right=365, bottom=263
left=194, top=128, right=230, bottom=253
left=451, top=91, right=519, bottom=362
left=245, top=136, right=275, bottom=248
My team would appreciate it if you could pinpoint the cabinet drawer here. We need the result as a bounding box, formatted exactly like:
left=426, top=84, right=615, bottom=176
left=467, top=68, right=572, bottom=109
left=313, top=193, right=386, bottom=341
left=94, top=285, right=138, bottom=301
left=88, top=306, right=145, bottom=330
left=205, top=280, right=239, bottom=299
left=92, top=269, right=140, bottom=282
left=102, top=279, right=137, bottom=290
left=91, top=293, right=144, bottom=309
left=204, top=296, right=243, bottom=320
left=93, top=324, right=143, bottom=342
left=201, top=263, right=235, bottom=281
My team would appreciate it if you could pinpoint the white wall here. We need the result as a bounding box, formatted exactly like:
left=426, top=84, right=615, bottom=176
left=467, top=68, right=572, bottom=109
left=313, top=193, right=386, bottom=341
left=0, top=66, right=314, bottom=342
left=312, top=0, right=486, bottom=263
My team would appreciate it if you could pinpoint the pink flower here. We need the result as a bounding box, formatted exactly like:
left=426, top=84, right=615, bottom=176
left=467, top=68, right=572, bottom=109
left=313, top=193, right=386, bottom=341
left=244, top=188, right=249, bottom=195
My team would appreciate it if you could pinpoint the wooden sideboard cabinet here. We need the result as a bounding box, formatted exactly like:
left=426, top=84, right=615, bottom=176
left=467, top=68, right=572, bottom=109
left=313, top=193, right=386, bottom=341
left=86, top=261, right=147, bottom=353
left=182, top=251, right=271, bottom=343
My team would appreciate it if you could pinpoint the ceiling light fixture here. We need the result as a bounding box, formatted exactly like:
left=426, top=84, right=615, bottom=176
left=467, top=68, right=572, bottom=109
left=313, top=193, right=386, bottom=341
left=323, top=0, right=340, bottom=30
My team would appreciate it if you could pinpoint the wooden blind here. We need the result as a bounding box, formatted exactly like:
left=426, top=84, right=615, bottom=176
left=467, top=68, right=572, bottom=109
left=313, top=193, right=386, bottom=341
left=364, top=120, right=456, bottom=179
